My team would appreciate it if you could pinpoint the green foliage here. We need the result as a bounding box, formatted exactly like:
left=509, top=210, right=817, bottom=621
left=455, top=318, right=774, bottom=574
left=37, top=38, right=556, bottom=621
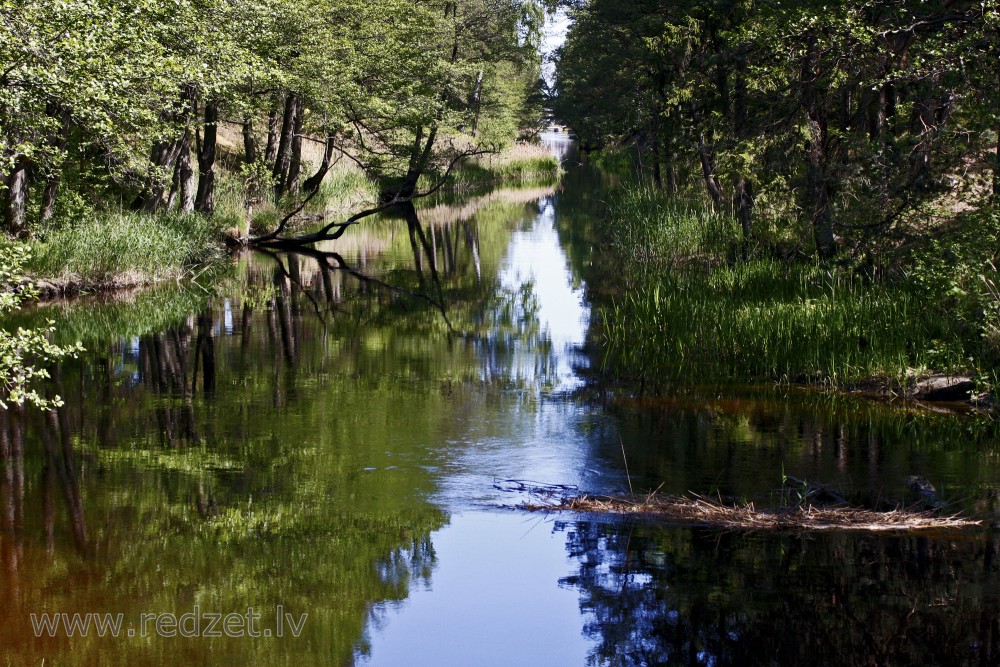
left=553, top=0, right=1000, bottom=258
left=597, top=193, right=1000, bottom=390
left=1, top=0, right=547, bottom=247
left=0, top=242, right=81, bottom=408
left=604, top=185, right=739, bottom=276
left=0, top=0, right=184, bottom=175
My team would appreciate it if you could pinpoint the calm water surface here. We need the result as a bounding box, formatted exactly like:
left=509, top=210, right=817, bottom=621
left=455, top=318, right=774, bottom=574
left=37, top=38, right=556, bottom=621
left=4, top=135, right=1000, bottom=666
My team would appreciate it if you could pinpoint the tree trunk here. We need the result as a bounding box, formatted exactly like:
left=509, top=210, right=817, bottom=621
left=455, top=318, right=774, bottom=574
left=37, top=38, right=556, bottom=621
left=195, top=100, right=218, bottom=214
left=871, top=82, right=895, bottom=144
left=910, top=91, right=936, bottom=191
left=732, top=59, right=753, bottom=241
left=854, top=85, right=873, bottom=137
left=838, top=87, right=851, bottom=132
left=286, top=102, right=303, bottom=196
left=661, top=145, right=678, bottom=193
left=166, top=157, right=180, bottom=211
left=470, top=70, right=484, bottom=136
left=4, top=156, right=29, bottom=236
left=696, top=135, right=725, bottom=210
left=382, top=125, right=437, bottom=202
left=735, top=176, right=754, bottom=241
left=302, top=134, right=337, bottom=194
left=39, top=171, right=61, bottom=225
left=272, top=94, right=299, bottom=200
left=800, top=33, right=836, bottom=259
left=264, top=104, right=280, bottom=166
left=805, top=116, right=837, bottom=259
left=243, top=117, right=257, bottom=165
left=178, top=132, right=196, bottom=213
left=136, top=138, right=185, bottom=213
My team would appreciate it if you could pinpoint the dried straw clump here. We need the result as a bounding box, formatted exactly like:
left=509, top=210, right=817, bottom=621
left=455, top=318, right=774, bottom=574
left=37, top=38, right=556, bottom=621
left=522, top=493, right=980, bottom=532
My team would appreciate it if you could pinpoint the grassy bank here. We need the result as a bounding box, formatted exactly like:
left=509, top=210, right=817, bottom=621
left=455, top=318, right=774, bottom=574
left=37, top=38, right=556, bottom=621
left=23, top=138, right=551, bottom=294
left=442, top=143, right=561, bottom=191
left=599, top=185, right=1000, bottom=394
left=28, top=212, right=227, bottom=292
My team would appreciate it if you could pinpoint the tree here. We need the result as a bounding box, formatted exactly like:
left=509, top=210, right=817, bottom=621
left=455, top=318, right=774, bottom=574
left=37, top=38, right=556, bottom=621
left=0, top=242, right=81, bottom=408
left=1, top=0, right=184, bottom=231
left=552, top=0, right=996, bottom=258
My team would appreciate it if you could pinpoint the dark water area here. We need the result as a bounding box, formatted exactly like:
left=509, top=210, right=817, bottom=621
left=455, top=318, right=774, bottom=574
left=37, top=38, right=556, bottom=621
left=3, top=135, right=1000, bottom=666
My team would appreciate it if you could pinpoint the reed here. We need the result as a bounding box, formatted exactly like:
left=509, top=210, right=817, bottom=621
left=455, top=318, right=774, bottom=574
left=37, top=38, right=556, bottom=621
left=599, top=186, right=985, bottom=389
left=523, top=492, right=980, bottom=532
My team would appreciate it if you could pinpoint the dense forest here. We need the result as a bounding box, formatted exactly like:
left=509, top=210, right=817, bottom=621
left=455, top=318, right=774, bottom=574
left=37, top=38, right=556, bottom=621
left=554, top=0, right=999, bottom=257
left=1, top=0, right=548, bottom=238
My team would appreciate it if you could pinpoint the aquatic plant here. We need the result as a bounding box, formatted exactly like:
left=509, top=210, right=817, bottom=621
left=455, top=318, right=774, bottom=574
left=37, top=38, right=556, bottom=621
left=601, top=259, right=972, bottom=389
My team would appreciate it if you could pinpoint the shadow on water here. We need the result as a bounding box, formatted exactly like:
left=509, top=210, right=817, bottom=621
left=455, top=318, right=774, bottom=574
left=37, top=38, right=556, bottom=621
left=556, top=518, right=1000, bottom=667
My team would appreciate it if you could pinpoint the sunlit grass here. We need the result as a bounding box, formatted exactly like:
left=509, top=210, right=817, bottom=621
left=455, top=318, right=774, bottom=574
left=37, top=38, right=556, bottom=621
left=433, top=143, right=560, bottom=191
left=603, top=185, right=740, bottom=276
left=29, top=211, right=226, bottom=288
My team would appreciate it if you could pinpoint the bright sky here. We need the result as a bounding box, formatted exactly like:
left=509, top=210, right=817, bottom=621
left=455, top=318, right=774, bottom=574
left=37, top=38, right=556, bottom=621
left=540, top=9, right=570, bottom=85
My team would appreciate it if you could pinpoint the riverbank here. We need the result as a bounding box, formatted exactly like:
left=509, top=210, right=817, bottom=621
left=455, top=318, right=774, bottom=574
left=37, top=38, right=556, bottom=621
left=27, top=212, right=229, bottom=296
left=595, top=184, right=1000, bottom=405
left=450, top=143, right=561, bottom=187
left=21, top=144, right=557, bottom=297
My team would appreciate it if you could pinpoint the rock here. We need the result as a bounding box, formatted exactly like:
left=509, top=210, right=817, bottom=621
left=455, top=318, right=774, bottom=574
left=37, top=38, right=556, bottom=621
left=905, top=475, right=942, bottom=510
left=905, top=475, right=936, bottom=499
left=910, top=375, right=976, bottom=402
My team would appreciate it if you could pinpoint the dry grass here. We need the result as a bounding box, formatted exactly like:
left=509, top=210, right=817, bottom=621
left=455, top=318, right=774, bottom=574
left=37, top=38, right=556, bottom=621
left=474, top=142, right=557, bottom=169
left=522, top=492, right=981, bottom=533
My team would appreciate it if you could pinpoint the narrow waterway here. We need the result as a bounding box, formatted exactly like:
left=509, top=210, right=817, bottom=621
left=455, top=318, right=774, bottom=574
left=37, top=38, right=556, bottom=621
left=3, top=134, right=1000, bottom=666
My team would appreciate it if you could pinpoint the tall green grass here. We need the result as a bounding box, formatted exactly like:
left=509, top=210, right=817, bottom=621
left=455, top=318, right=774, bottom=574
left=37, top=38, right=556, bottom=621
left=603, top=186, right=739, bottom=276
left=602, top=261, right=970, bottom=388
left=437, top=144, right=560, bottom=191
left=599, top=185, right=989, bottom=389
left=30, top=212, right=225, bottom=288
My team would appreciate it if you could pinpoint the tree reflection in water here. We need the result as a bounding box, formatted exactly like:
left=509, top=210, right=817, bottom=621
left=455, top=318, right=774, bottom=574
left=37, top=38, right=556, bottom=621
left=557, top=519, right=1000, bottom=666
left=0, top=185, right=562, bottom=665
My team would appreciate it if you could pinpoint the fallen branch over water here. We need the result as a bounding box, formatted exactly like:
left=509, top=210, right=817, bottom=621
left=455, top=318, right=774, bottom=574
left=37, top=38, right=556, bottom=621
left=522, top=493, right=980, bottom=532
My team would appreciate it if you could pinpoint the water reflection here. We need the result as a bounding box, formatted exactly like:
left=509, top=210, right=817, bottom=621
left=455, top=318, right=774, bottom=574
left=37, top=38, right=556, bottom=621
left=605, top=394, right=1000, bottom=515
left=557, top=519, right=1000, bottom=667
left=0, top=175, right=601, bottom=665
left=500, top=197, right=589, bottom=391
left=360, top=512, right=594, bottom=667
left=3, top=139, right=1000, bottom=666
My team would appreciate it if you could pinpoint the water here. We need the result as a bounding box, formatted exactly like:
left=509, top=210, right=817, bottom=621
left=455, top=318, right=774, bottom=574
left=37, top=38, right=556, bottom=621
left=3, top=134, right=1000, bottom=666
